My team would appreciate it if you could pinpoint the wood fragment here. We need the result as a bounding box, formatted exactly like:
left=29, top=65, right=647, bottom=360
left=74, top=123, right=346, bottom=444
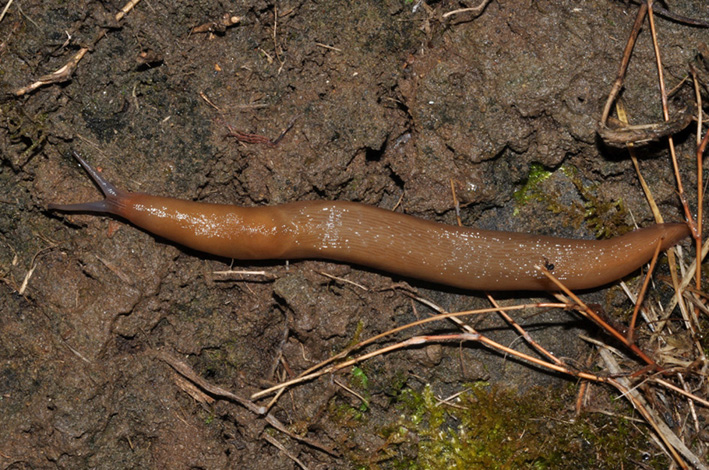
left=598, top=104, right=693, bottom=146
left=191, top=13, right=241, bottom=34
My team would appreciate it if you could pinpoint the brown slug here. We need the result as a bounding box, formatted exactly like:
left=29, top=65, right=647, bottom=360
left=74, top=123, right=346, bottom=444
left=48, top=152, right=690, bottom=291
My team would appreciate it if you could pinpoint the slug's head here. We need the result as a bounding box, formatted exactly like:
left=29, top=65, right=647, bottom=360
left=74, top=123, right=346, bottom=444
left=48, top=151, right=129, bottom=216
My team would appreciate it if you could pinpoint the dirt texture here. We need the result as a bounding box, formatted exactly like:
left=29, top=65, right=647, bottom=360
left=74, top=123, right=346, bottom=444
left=0, top=0, right=706, bottom=468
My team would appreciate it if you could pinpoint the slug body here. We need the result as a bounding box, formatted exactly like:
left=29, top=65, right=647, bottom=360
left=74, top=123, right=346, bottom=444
left=49, top=153, right=690, bottom=291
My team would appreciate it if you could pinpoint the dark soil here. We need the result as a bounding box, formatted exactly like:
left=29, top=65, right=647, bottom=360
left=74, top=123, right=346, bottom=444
left=1, top=1, right=706, bottom=468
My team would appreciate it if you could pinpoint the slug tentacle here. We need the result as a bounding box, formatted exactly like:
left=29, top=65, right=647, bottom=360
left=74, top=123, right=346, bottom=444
left=48, top=152, right=691, bottom=291
left=47, top=151, right=129, bottom=216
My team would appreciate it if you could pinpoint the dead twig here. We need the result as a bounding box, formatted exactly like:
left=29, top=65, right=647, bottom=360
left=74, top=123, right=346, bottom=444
left=191, top=13, right=241, bottom=35
left=442, top=0, right=492, bottom=19
left=224, top=115, right=298, bottom=146
left=314, top=42, right=341, bottom=52
left=599, top=2, right=647, bottom=127
left=598, top=105, right=693, bottom=146
left=153, top=349, right=339, bottom=457
left=14, top=47, right=90, bottom=96
left=600, top=349, right=701, bottom=470
left=0, top=0, right=13, bottom=24
left=632, top=0, right=709, bottom=28
left=592, top=7, right=709, bottom=461
left=646, top=2, right=706, bottom=343
left=18, top=244, right=56, bottom=296
left=537, top=264, right=658, bottom=368
left=154, top=349, right=267, bottom=415
left=694, top=130, right=707, bottom=293
left=647, top=2, right=695, bottom=233
left=615, top=102, right=693, bottom=337
left=316, top=271, right=369, bottom=291
left=486, top=294, right=565, bottom=366
left=449, top=178, right=462, bottom=226
left=626, top=239, right=663, bottom=343
left=271, top=6, right=285, bottom=74
left=262, top=433, right=309, bottom=470
left=250, top=302, right=589, bottom=400
left=597, top=3, right=694, bottom=147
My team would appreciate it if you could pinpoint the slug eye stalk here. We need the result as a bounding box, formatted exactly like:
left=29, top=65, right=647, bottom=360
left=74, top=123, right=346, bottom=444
left=47, top=151, right=127, bottom=215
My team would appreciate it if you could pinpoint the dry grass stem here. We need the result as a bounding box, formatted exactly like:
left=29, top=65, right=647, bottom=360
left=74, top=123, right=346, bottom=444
left=334, top=378, right=369, bottom=408
left=627, top=239, right=663, bottom=342
left=538, top=265, right=658, bottom=367
left=251, top=302, right=570, bottom=400
left=262, top=433, right=310, bottom=470
left=314, top=42, right=341, bottom=52
left=601, top=348, right=703, bottom=470
left=155, top=349, right=267, bottom=415
left=154, top=349, right=339, bottom=457
left=316, top=271, right=369, bottom=291
left=0, top=0, right=13, bottom=24
left=487, top=294, right=564, bottom=366
left=213, top=269, right=273, bottom=278
left=442, top=0, right=492, bottom=19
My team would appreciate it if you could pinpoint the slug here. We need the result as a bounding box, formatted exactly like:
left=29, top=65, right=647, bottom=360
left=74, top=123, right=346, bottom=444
left=48, top=152, right=690, bottom=291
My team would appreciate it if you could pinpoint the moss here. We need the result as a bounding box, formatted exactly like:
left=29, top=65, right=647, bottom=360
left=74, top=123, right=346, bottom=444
left=513, top=163, right=554, bottom=207
left=514, top=163, right=629, bottom=238
left=343, top=320, right=366, bottom=351
left=328, top=400, right=368, bottom=428
left=351, top=366, right=371, bottom=390
left=560, top=165, right=629, bottom=239
left=328, top=366, right=375, bottom=430
left=370, top=382, right=669, bottom=470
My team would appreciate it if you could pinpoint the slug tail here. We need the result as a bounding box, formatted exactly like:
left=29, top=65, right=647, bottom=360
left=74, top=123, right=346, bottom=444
left=660, top=222, right=692, bottom=249
left=48, top=151, right=129, bottom=216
